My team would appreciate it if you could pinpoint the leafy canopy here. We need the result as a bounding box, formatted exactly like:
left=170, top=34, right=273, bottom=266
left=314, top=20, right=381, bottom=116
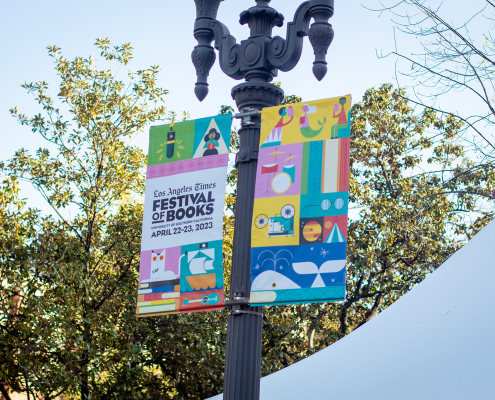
left=1, top=36, right=493, bottom=400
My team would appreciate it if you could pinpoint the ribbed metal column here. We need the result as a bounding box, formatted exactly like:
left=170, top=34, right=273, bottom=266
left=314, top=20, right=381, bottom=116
left=223, top=82, right=284, bottom=400
left=191, top=1, right=336, bottom=398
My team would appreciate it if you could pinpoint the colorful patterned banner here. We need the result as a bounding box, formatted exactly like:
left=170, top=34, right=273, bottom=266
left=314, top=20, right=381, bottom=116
left=137, top=114, right=232, bottom=317
left=250, top=96, right=351, bottom=306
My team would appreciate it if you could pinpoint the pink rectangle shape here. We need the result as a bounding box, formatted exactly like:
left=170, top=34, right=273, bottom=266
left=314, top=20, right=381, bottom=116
left=146, top=153, right=229, bottom=179
left=339, top=138, right=350, bottom=192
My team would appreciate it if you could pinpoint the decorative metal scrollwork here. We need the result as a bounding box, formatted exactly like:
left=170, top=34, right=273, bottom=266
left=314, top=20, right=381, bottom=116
left=192, top=0, right=335, bottom=101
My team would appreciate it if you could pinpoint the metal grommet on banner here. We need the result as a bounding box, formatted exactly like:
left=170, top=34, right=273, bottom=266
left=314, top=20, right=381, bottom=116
left=235, top=147, right=258, bottom=168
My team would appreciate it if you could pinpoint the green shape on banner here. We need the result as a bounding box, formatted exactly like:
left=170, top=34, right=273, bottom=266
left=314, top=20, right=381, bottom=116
left=300, top=142, right=310, bottom=195
left=148, top=120, right=195, bottom=166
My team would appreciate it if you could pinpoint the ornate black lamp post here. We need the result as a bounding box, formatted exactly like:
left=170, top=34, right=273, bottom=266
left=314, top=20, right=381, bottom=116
left=192, top=1, right=334, bottom=399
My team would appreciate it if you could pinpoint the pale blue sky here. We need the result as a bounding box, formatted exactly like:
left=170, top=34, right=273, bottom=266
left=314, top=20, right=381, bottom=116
left=0, top=1, right=402, bottom=157
left=0, top=0, right=488, bottom=210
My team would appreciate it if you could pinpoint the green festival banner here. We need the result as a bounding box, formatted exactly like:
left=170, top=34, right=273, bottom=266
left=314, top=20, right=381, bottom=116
left=137, top=114, right=232, bottom=317
left=250, top=96, right=351, bottom=306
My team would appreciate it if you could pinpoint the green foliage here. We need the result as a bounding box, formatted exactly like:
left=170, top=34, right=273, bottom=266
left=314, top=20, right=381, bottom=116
left=1, top=39, right=170, bottom=399
left=1, top=38, right=230, bottom=400
left=1, top=37, right=493, bottom=400
left=0, top=176, right=42, bottom=397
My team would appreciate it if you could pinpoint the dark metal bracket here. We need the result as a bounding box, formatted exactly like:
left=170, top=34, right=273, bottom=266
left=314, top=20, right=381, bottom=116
left=233, top=108, right=261, bottom=127
left=228, top=309, right=263, bottom=317
left=224, top=296, right=250, bottom=307
left=225, top=296, right=263, bottom=317
left=235, top=146, right=258, bottom=168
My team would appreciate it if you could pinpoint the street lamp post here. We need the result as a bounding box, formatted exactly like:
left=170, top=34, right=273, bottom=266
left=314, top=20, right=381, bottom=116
left=191, top=1, right=335, bottom=399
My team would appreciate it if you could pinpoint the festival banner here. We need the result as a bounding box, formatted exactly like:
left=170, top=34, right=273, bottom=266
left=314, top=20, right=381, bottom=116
left=250, top=96, right=351, bottom=306
left=137, top=114, right=232, bottom=317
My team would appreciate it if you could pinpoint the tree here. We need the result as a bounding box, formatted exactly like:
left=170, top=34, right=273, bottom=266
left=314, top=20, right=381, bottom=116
left=0, top=177, right=41, bottom=400
left=1, top=38, right=237, bottom=400
left=1, top=38, right=168, bottom=399
left=2, top=38, right=493, bottom=399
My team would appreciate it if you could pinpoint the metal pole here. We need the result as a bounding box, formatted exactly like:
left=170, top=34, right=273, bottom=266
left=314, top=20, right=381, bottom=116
left=191, top=1, right=335, bottom=398
left=223, top=83, right=284, bottom=400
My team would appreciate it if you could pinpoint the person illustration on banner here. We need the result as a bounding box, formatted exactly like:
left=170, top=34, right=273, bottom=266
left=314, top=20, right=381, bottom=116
left=260, top=106, right=294, bottom=147
left=203, top=128, right=221, bottom=156
left=299, top=104, right=326, bottom=138
left=272, top=106, right=294, bottom=139
left=299, top=104, right=313, bottom=128
left=331, top=97, right=348, bottom=139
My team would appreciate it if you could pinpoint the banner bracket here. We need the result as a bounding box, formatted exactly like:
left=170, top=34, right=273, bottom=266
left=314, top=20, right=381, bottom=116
left=232, top=108, right=261, bottom=127
left=228, top=309, right=263, bottom=317
left=225, top=297, right=262, bottom=317
left=223, top=296, right=263, bottom=317
left=224, top=296, right=249, bottom=307
left=235, top=147, right=258, bottom=168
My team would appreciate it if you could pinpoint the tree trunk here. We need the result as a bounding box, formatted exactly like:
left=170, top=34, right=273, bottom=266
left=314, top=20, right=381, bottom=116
left=308, top=328, right=315, bottom=349
left=0, top=384, right=12, bottom=400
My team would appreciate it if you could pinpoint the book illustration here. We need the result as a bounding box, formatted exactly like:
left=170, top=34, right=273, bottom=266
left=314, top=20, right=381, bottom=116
left=203, top=128, right=220, bottom=156
left=138, top=286, right=176, bottom=295
left=139, top=279, right=180, bottom=289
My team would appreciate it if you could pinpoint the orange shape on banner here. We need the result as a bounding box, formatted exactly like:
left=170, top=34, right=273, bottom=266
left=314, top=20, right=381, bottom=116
left=302, top=221, right=322, bottom=241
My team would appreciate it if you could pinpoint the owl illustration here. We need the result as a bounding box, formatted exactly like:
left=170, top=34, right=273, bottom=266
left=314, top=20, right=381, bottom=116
left=150, top=249, right=178, bottom=281
left=151, top=250, right=166, bottom=279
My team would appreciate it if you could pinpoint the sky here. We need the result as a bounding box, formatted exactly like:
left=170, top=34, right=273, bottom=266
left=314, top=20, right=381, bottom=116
left=0, top=0, right=490, bottom=210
